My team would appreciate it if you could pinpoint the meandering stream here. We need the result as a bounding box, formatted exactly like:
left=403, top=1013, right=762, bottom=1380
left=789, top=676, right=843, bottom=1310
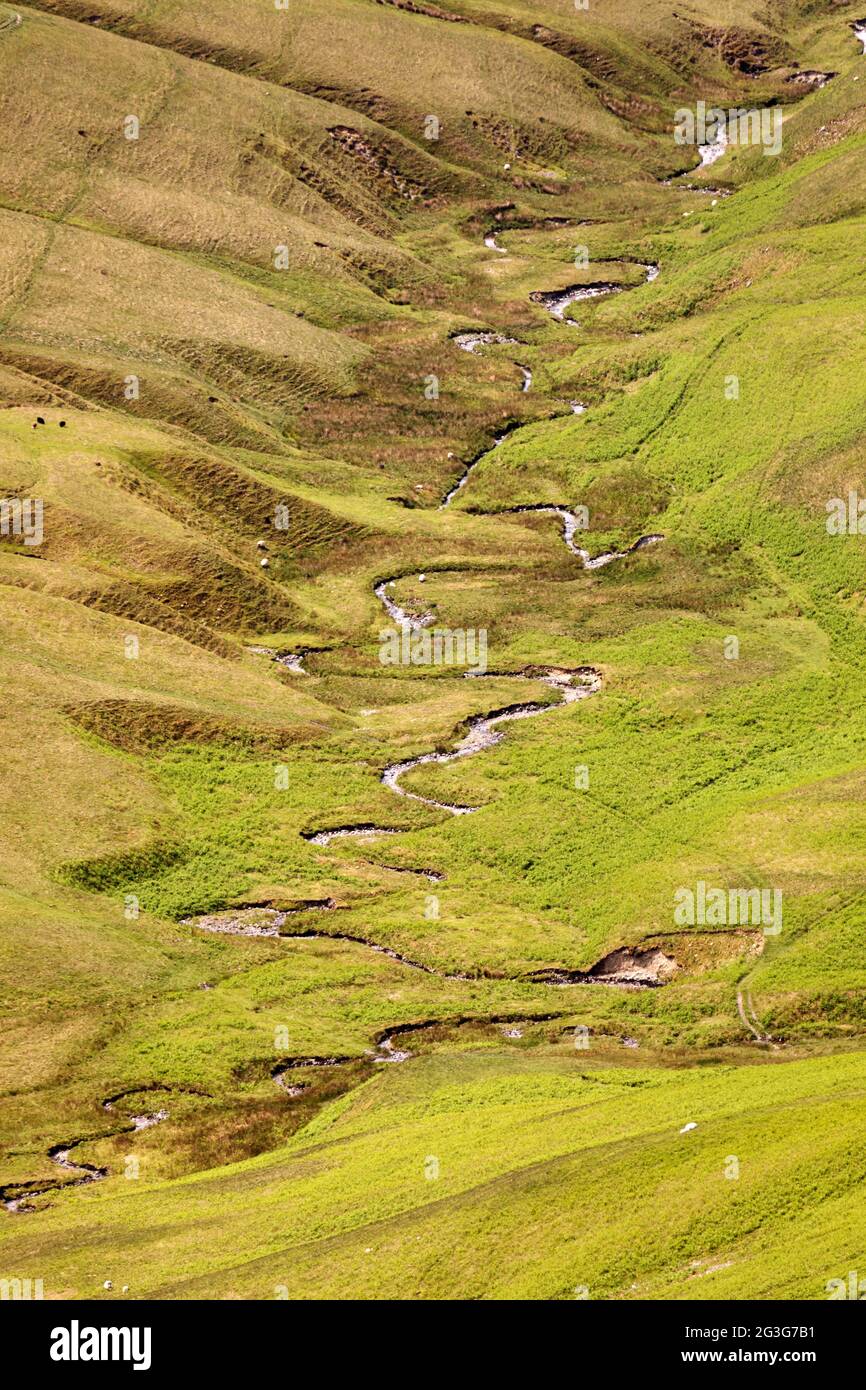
left=248, top=645, right=310, bottom=674
left=9, top=31, right=836, bottom=1220
left=439, top=423, right=521, bottom=510
left=530, top=280, right=622, bottom=323
left=381, top=666, right=602, bottom=814
left=529, top=262, right=657, bottom=324
left=307, top=523, right=663, bottom=845
left=2, top=1090, right=183, bottom=1213
left=500, top=505, right=664, bottom=567
left=441, top=259, right=659, bottom=506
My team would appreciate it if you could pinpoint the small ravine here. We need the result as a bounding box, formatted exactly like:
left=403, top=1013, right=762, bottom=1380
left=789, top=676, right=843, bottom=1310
left=378, top=863, right=444, bottom=882
left=270, top=1035, right=412, bottom=1088
left=248, top=645, right=310, bottom=674
left=698, top=126, right=728, bottom=168
left=186, top=907, right=472, bottom=980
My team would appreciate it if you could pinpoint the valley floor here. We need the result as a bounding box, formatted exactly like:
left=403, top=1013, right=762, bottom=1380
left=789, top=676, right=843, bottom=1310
left=1, top=0, right=866, bottom=1299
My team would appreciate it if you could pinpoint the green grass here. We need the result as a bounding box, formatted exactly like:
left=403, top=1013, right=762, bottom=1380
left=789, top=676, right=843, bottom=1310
left=3, top=1046, right=866, bottom=1299
left=2, top=0, right=866, bottom=1300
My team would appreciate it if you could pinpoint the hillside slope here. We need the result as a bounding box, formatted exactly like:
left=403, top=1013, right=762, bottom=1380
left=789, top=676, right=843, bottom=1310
left=1, top=0, right=865, bottom=1299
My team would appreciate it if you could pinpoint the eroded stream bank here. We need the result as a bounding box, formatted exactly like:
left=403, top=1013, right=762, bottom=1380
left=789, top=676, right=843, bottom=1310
left=183, top=905, right=678, bottom=995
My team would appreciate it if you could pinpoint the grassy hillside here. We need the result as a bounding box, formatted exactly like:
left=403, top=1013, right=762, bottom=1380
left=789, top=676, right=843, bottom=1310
left=1, top=0, right=865, bottom=1299
left=9, top=1046, right=866, bottom=1300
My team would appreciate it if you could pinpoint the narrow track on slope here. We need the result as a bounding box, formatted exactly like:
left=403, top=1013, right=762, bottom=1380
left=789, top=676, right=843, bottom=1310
left=736, top=988, right=774, bottom=1045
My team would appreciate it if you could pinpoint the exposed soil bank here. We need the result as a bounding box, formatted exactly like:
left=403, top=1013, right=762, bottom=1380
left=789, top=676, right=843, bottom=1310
left=787, top=70, right=835, bottom=88
left=528, top=946, right=678, bottom=988
left=378, top=863, right=445, bottom=882
left=272, top=1055, right=353, bottom=1072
